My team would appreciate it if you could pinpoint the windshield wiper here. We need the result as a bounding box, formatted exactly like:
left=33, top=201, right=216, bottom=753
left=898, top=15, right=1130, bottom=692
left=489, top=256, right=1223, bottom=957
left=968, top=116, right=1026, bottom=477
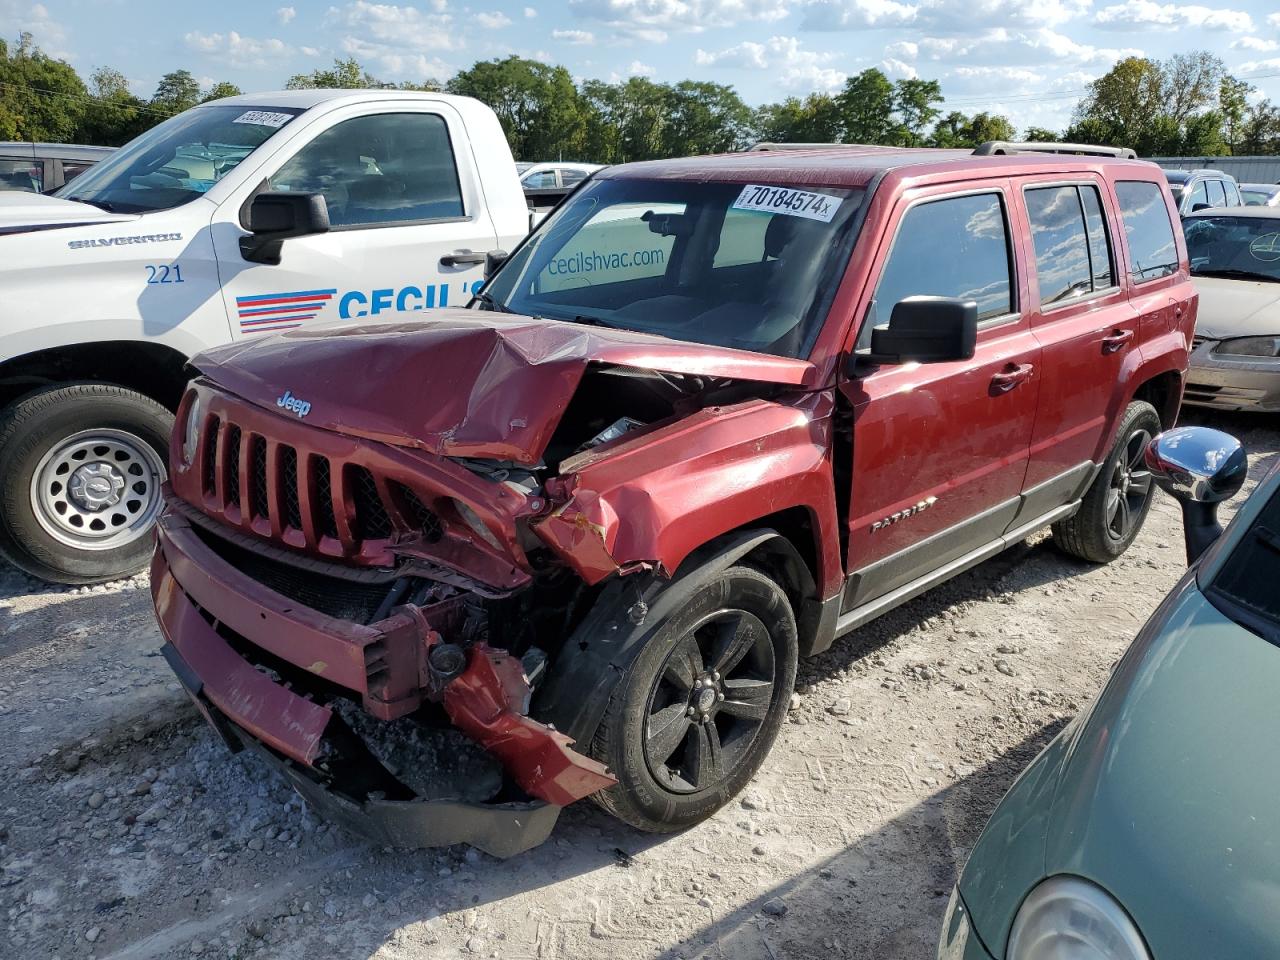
left=570, top=314, right=615, bottom=328
left=1194, top=267, right=1280, bottom=283
left=471, top=290, right=513, bottom=313
left=65, top=196, right=118, bottom=213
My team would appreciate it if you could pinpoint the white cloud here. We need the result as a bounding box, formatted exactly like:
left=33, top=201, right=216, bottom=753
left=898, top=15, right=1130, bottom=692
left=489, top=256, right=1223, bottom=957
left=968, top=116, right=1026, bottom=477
left=184, top=30, right=293, bottom=69
left=322, top=1, right=458, bottom=79
left=4, top=2, right=72, bottom=59
left=884, top=40, right=918, bottom=59
left=1095, top=1, right=1254, bottom=32
left=906, top=28, right=1140, bottom=67
left=951, top=64, right=1044, bottom=85
left=629, top=59, right=655, bottom=76
left=1269, top=12, right=1280, bottom=28
left=1233, top=36, right=1279, bottom=52
left=879, top=57, right=917, bottom=79
left=696, top=36, right=846, bottom=92
left=524, top=4, right=537, bottom=14
left=276, top=5, right=296, bottom=24
left=801, top=0, right=919, bottom=29
left=799, top=0, right=1092, bottom=31
left=568, top=0, right=788, bottom=41
left=476, top=10, right=512, bottom=27
left=1240, top=57, right=1280, bottom=73
left=552, top=28, right=596, bottom=44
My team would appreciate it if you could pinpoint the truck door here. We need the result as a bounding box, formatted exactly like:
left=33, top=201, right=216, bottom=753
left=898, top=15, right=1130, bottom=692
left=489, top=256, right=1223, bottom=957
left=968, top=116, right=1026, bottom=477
left=839, top=183, right=1041, bottom=610
left=212, top=102, right=500, bottom=337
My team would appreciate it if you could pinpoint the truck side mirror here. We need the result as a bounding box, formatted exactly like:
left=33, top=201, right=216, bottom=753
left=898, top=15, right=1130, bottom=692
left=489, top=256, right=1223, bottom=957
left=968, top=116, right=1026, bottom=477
left=1191, top=202, right=1211, bottom=212
left=866, top=296, right=978, bottom=365
left=240, top=191, right=330, bottom=265
left=1145, top=426, right=1248, bottom=564
left=484, top=249, right=508, bottom=281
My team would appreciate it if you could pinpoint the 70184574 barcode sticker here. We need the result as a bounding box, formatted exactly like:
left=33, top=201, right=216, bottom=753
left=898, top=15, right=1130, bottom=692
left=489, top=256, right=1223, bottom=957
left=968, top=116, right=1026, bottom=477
left=731, top=184, right=844, bottom=223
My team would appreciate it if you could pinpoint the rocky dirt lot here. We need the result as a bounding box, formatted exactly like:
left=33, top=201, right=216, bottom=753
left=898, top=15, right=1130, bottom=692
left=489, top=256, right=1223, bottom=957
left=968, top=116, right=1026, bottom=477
left=2, top=409, right=1276, bottom=960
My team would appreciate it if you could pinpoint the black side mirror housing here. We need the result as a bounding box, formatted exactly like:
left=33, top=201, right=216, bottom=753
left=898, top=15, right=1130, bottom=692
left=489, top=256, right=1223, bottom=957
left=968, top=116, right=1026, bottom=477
left=866, top=296, right=978, bottom=365
left=484, top=249, right=509, bottom=281
left=1191, top=201, right=1212, bottom=212
left=1145, top=426, right=1248, bottom=564
left=240, top=191, right=330, bottom=265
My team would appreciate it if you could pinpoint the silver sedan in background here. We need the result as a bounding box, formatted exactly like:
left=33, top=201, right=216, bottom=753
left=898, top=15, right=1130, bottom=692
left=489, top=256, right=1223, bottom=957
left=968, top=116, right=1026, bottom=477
left=1182, top=207, right=1280, bottom=412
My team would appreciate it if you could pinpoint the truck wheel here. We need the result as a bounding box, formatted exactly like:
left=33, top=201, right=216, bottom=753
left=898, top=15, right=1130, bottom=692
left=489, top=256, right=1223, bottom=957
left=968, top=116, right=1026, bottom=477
left=589, top=565, right=798, bottom=833
left=0, top=384, right=172, bottom=585
left=1052, top=400, right=1161, bottom=564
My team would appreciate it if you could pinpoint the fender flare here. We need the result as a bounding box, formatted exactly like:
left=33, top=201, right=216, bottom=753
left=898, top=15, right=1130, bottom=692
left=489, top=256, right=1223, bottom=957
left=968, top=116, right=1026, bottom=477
left=532, top=528, right=832, bottom=749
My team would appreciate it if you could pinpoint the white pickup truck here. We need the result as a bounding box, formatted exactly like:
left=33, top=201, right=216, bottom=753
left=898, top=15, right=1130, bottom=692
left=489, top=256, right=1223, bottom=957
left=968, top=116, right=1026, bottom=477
left=0, top=90, right=536, bottom=584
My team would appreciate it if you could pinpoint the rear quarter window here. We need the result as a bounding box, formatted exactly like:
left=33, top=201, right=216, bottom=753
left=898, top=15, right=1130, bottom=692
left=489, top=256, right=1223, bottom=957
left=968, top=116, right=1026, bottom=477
left=1114, top=180, right=1179, bottom=284
left=1210, top=486, right=1280, bottom=644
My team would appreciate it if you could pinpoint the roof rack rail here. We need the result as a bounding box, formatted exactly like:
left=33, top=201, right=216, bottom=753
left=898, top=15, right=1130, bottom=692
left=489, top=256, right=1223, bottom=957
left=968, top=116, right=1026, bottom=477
left=745, top=142, right=881, bottom=152
left=974, top=141, right=1137, bottom=160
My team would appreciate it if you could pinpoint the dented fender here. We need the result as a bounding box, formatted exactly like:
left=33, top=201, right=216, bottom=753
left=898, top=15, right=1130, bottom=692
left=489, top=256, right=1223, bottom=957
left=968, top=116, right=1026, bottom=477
left=531, top=391, right=844, bottom=598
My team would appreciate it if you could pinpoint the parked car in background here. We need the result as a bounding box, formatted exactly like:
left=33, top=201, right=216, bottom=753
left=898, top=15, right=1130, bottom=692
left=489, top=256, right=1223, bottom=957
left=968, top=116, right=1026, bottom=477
left=0, top=142, right=114, bottom=193
left=1163, top=168, right=1243, bottom=214
left=151, top=143, right=1193, bottom=857
left=940, top=424, right=1277, bottom=960
left=1240, top=182, right=1280, bottom=207
left=1181, top=207, right=1280, bottom=411
left=516, top=161, right=602, bottom=190
left=0, top=90, right=538, bottom=585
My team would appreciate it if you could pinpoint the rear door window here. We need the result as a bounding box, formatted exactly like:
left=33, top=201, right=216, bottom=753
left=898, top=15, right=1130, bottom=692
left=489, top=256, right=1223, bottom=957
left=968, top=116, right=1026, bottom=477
left=1187, top=179, right=1209, bottom=211
left=1210, top=485, right=1280, bottom=645
left=1207, top=180, right=1226, bottom=207
left=1025, top=186, right=1092, bottom=305
left=0, top=157, right=41, bottom=192
left=870, top=192, right=1014, bottom=330
left=1114, top=181, right=1179, bottom=284
left=1223, top=180, right=1242, bottom=206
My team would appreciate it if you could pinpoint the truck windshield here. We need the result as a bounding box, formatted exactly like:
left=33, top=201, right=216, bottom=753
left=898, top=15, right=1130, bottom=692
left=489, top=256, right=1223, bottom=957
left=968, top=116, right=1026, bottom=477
left=1184, top=215, right=1280, bottom=282
left=57, top=105, right=303, bottom=214
left=481, top=177, right=865, bottom=359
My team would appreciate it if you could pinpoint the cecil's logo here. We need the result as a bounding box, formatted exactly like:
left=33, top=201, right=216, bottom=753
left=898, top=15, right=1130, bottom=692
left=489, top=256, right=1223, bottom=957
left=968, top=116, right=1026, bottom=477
left=276, top=390, right=312, bottom=418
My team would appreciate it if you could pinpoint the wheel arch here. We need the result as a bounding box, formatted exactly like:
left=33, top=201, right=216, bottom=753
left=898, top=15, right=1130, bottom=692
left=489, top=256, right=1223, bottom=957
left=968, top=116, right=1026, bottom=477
left=1130, top=367, right=1183, bottom=429
left=0, top=341, right=192, bottom=413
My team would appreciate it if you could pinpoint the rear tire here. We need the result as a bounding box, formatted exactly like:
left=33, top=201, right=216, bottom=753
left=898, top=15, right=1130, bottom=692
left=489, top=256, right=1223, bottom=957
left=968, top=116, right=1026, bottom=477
left=589, top=565, right=798, bottom=833
left=0, top=384, right=172, bottom=585
left=1052, top=400, right=1161, bottom=564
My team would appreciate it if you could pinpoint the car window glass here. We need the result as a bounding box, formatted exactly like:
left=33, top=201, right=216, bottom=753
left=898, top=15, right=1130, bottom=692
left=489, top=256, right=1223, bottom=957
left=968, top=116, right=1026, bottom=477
left=1114, top=181, right=1179, bottom=284
left=1025, top=186, right=1092, bottom=305
left=561, top=168, right=588, bottom=186
left=1080, top=186, right=1114, bottom=289
left=1210, top=485, right=1280, bottom=643
left=535, top=201, right=681, bottom=293
left=870, top=192, right=1013, bottom=331
left=1223, top=180, right=1242, bottom=206
left=713, top=207, right=773, bottom=268
left=1207, top=180, right=1226, bottom=207
left=60, top=160, right=95, bottom=183
left=271, top=112, right=464, bottom=228
left=1188, top=179, right=1209, bottom=210
left=1184, top=216, right=1280, bottom=282
left=0, top=157, right=42, bottom=192
left=1242, top=189, right=1267, bottom=206
left=523, top=170, right=558, bottom=188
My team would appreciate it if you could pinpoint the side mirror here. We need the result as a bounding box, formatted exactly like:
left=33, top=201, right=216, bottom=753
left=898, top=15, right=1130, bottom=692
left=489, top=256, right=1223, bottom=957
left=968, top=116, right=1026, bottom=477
left=1145, top=426, right=1248, bottom=564
left=1191, top=201, right=1211, bottom=212
left=240, top=191, right=330, bottom=265
left=484, top=249, right=508, bottom=281
left=867, top=296, right=978, bottom=364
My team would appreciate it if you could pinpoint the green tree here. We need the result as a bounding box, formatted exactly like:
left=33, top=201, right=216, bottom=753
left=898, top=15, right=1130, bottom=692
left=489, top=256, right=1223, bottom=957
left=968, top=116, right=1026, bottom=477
left=930, top=110, right=1014, bottom=148
left=0, top=32, right=88, bottom=141
left=661, top=80, right=754, bottom=156
left=1022, top=126, right=1061, bottom=143
left=286, top=57, right=382, bottom=89
left=75, top=65, right=151, bottom=145
left=892, top=78, right=944, bottom=146
left=202, top=81, right=242, bottom=103
left=1240, top=100, right=1280, bottom=154
left=150, top=69, right=201, bottom=116
left=835, top=69, right=895, bottom=144
left=1219, top=76, right=1251, bottom=154
left=448, top=56, right=585, bottom=160
left=754, top=94, right=841, bottom=145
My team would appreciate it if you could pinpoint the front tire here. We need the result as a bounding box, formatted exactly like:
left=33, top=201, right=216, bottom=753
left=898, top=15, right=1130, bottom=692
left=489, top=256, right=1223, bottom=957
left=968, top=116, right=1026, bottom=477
left=0, top=384, right=173, bottom=585
left=1052, top=399, right=1161, bottom=564
left=589, top=565, right=798, bottom=833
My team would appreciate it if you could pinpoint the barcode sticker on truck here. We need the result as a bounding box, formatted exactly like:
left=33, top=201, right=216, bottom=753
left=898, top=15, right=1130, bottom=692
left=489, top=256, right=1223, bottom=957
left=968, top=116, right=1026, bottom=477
left=731, top=184, right=844, bottom=223
left=232, top=111, right=293, bottom=128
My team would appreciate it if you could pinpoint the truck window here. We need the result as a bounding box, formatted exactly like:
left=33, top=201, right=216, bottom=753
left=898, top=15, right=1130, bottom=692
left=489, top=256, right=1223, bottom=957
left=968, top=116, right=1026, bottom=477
left=1080, top=186, right=1115, bottom=290
left=57, top=105, right=301, bottom=213
left=1025, top=185, right=1114, bottom=305
left=870, top=192, right=1013, bottom=331
left=523, top=170, right=558, bottom=189
left=1187, top=179, right=1209, bottom=210
left=271, top=113, right=464, bottom=228
left=536, top=201, right=681, bottom=293
left=1114, top=181, right=1179, bottom=284
left=0, top=158, right=41, bottom=192
left=1207, top=180, right=1226, bottom=207
left=1224, top=180, right=1242, bottom=206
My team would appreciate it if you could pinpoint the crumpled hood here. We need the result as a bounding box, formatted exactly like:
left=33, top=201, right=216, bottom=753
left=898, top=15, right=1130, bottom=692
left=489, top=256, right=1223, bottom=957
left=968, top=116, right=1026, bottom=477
left=1194, top=275, right=1280, bottom=339
left=1041, top=578, right=1280, bottom=960
left=191, top=310, right=814, bottom=465
left=0, top=190, right=135, bottom=233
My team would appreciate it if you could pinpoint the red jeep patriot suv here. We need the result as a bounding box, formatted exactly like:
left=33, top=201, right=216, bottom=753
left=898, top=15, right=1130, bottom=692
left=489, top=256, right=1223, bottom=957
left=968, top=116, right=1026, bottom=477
left=151, top=143, right=1194, bottom=856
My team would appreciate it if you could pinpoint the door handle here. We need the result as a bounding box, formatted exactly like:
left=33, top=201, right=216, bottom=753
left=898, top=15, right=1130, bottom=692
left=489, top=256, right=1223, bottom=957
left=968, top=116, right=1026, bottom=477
left=1101, top=328, right=1134, bottom=354
left=439, top=249, right=488, bottom=267
left=990, top=363, right=1034, bottom=394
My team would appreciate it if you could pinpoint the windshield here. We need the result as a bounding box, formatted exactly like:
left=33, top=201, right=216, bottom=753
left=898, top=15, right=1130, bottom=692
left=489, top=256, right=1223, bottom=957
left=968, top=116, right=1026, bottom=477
left=480, top=177, right=864, bottom=358
left=1209, top=479, right=1280, bottom=646
left=57, top=105, right=303, bottom=213
left=1184, top=215, right=1280, bottom=282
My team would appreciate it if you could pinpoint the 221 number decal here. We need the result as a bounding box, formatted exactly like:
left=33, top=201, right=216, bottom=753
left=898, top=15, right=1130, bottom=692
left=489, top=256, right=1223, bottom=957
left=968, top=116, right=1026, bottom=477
left=145, top=264, right=184, bottom=284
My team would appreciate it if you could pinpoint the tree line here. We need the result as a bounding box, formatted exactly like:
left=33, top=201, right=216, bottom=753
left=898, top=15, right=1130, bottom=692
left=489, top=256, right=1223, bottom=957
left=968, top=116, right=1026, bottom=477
left=2, top=30, right=1278, bottom=161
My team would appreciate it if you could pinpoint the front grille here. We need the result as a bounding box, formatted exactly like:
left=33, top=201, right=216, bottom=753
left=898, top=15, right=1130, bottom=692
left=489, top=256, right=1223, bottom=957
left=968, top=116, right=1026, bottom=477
left=187, top=393, right=459, bottom=562
left=1192, top=335, right=1210, bottom=349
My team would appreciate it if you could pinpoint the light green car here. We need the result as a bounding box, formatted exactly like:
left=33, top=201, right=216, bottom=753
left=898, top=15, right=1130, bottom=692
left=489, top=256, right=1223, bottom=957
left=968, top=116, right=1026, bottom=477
left=942, top=425, right=1278, bottom=960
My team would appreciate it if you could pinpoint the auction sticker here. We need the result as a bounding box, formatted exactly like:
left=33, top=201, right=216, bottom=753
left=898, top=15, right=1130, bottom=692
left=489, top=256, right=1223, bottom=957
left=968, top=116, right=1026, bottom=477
left=732, top=184, right=844, bottom=222
left=233, top=110, right=293, bottom=128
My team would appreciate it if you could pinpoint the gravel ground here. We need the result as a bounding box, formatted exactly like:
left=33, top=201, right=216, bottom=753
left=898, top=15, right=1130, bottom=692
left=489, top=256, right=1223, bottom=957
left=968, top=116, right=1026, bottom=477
left=2, top=409, right=1276, bottom=960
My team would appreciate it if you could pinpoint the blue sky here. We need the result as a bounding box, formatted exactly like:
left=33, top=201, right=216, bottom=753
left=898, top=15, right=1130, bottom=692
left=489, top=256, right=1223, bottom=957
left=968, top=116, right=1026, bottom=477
left=6, top=0, right=1280, bottom=132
